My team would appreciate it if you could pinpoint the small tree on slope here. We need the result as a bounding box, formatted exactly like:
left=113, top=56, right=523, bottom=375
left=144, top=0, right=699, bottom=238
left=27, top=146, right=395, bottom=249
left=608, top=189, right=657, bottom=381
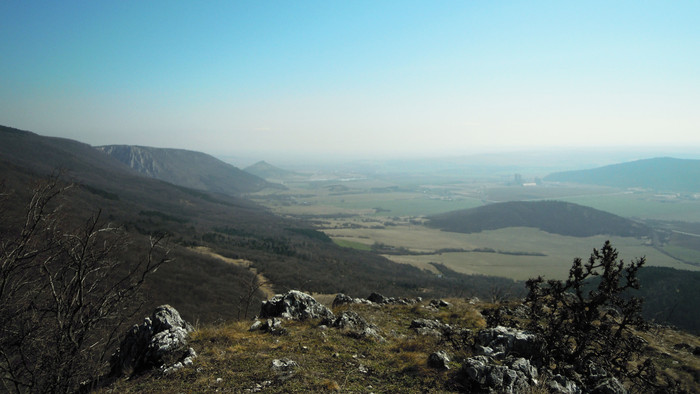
left=524, top=241, right=659, bottom=389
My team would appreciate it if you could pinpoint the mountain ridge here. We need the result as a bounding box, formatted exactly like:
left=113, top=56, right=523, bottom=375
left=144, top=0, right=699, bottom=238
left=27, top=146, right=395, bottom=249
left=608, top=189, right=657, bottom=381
left=244, top=160, right=298, bottom=180
left=1, top=124, right=520, bottom=323
left=544, top=157, right=700, bottom=192
left=98, top=145, right=283, bottom=195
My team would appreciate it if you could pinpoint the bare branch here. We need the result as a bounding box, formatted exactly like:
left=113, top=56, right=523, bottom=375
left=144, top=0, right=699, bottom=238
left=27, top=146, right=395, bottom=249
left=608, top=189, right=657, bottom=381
left=0, top=176, right=171, bottom=392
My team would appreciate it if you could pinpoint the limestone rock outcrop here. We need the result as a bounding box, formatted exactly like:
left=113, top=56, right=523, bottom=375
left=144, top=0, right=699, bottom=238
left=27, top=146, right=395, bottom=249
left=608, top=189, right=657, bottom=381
left=332, top=292, right=421, bottom=307
left=475, top=325, right=540, bottom=358
left=324, top=310, right=383, bottom=340
left=110, top=305, right=195, bottom=376
left=459, top=325, right=628, bottom=394
left=271, top=358, right=298, bottom=381
left=461, top=355, right=539, bottom=393
left=260, top=290, right=335, bottom=321
left=428, top=351, right=451, bottom=370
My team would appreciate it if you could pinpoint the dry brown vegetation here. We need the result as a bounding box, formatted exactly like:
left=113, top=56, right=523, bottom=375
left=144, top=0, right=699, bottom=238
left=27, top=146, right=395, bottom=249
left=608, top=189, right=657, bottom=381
left=103, top=298, right=699, bottom=393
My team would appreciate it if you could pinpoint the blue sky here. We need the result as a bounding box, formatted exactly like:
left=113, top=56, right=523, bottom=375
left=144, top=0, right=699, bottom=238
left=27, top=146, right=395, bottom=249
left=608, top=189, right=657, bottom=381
left=1, top=1, right=699, bottom=159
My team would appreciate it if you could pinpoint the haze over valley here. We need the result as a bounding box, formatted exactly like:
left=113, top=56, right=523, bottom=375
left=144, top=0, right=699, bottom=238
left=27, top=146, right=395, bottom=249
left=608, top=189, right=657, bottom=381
left=3, top=124, right=700, bottom=328
left=2, top=1, right=700, bottom=392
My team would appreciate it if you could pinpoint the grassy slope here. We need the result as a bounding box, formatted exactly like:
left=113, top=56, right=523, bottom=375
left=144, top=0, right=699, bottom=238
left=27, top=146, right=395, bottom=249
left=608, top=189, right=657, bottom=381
left=103, top=298, right=700, bottom=393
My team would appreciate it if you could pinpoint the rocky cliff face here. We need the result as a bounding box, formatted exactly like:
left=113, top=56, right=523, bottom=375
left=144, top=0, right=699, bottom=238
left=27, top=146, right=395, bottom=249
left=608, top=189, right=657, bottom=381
left=99, top=145, right=165, bottom=178
left=97, top=145, right=282, bottom=195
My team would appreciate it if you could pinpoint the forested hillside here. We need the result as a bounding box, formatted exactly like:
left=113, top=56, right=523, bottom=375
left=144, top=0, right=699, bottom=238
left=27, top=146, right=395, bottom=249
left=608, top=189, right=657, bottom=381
left=630, top=267, right=700, bottom=334
left=427, top=200, right=651, bottom=237
left=0, top=125, right=519, bottom=324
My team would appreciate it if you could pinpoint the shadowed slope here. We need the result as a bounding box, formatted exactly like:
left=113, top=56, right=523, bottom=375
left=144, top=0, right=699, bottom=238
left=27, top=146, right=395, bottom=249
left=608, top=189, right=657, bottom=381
left=1, top=125, right=522, bottom=322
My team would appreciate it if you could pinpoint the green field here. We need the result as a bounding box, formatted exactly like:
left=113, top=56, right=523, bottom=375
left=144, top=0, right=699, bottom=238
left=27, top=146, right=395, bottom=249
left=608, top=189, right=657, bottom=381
left=326, top=225, right=698, bottom=281
left=332, top=195, right=483, bottom=216
left=559, top=194, right=700, bottom=222
left=259, top=179, right=700, bottom=222
left=253, top=176, right=700, bottom=282
left=256, top=186, right=485, bottom=217
left=661, top=244, right=700, bottom=265
left=332, top=238, right=372, bottom=251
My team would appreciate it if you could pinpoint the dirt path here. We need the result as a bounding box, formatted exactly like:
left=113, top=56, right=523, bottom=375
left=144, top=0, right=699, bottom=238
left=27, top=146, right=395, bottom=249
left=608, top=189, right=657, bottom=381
left=190, top=246, right=276, bottom=299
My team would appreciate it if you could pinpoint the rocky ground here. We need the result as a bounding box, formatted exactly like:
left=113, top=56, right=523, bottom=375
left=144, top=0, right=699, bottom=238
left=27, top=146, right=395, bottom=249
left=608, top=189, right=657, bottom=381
left=101, top=291, right=700, bottom=393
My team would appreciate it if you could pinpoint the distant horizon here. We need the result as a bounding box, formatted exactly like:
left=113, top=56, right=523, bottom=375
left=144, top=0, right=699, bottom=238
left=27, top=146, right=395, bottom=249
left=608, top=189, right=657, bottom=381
left=214, top=145, right=700, bottom=169
left=2, top=1, right=699, bottom=159
left=5, top=121, right=700, bottom=170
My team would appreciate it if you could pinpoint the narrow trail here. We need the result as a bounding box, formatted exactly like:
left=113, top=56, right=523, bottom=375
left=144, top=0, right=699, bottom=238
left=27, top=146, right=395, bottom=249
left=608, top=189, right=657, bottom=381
left=190, top=246, right=276, bottom=299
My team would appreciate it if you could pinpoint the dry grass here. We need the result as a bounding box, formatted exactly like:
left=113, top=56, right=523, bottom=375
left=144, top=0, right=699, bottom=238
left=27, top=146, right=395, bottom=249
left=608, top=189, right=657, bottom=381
left=637, top=326, right=700, bottom=392
left=101, top=298, right=699, bottom=393
left=102, top=298, right=484, bottom=393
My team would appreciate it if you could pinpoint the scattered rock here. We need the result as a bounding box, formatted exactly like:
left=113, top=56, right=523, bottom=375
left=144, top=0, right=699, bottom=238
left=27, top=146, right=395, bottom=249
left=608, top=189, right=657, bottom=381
left=461, top=355, right=538, bottom=393
left=409, top=318, right=473, bottom=345
left=110, top=305, right=195, bottom=377
left=409, top=318, right=445, bottom=330
left=410, top=318, right=449, bottom=337
left=475, top=326, right=539, bottom=358
left=271, top=358, right=298, bottom=380
left=345, top=292, right=421, bottom=306
left=427, top=351, right=451, bottom=370
left=367, top=292, right=389, bottom=304
left=260, top=290, right=334, bottom=321
left=163, top=347, right=197, bottom=374
left=325, top=311, right=383, bottom=340
left=510, top=357, right=538, bottom=381
left=332, top=293, right=372, bottom=307
left=246, top=380, right=273, bottom=392
left=249, top=317, right=287, bottom=335
left=466, top=327, right=629, bottom=393
left=429, top=299, right=451, bottom=308
left=546, top=373, right=581, bottom=394
left=387, top=296, right=418, bottom=305
left=474, top=345, right=492, bottom=356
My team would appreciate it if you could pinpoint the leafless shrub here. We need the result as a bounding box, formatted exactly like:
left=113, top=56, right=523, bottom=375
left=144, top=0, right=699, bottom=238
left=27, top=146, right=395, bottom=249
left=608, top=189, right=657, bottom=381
left=237, top=274, right=268, bottom=320
left=0, top=176, right=170, bottom=393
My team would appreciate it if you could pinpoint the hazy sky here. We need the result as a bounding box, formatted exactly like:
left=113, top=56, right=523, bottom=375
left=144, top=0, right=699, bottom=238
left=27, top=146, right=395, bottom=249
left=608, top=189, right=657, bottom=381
left=1, top=1, right=699, bottom=159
